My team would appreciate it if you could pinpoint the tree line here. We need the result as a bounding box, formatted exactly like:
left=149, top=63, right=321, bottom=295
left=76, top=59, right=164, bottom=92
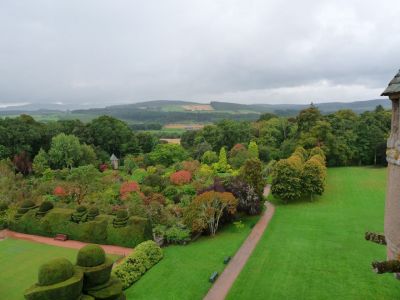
left=181, top=105, right=391, bottom=167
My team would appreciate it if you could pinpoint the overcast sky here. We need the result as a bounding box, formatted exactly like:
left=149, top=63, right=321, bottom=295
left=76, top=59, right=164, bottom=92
left=1, top=0, right=400, bottom=108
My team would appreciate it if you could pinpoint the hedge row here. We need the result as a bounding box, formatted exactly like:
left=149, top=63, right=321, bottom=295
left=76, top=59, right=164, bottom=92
left=113, top=240, right=163, bottom=289
left=9, top=208, right=152, bottom=248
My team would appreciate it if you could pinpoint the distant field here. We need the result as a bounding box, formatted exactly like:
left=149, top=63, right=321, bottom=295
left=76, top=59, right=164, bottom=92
left=228, top=167, right=400, bottom=300
left=0, top=239, right=120, bottom=300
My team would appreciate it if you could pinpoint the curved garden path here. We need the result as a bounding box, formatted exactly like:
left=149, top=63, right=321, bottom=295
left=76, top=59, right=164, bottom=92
left=204, top=185, right=275, bottom=300
left=0, top=229, right=133, bottom=256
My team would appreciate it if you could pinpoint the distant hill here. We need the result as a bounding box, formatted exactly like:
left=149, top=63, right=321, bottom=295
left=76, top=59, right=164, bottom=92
left=0, top=99, right=391, bottom=124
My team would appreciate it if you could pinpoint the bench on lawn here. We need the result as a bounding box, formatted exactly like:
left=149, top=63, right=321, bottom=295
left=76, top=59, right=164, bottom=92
left=209, top=271, right=218, bottom=283
left=224, top=256, right=231, bottom=264
left=54, top=234, right=68, bottom=241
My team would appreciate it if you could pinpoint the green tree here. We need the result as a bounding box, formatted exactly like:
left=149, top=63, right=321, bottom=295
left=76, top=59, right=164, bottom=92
left=302, top=155, right=327, bottom=200
left=86, top=116, right=139, bottom=157
left=48, top=134, right=83, bottom=169
left=201, top=150, right=218, bottom=165
left=32, top=148, right=49, bottom=174
left=248, top=141, right=259, bottom=159
left=147, top=144, right=188, bottom=166
left=124, top=154, right=137, bottom=174
left=271, top=154, right=303, bottom=203
left=240, top=158, right=265, bottom=198
left=213, top=147, right=231, bottom=173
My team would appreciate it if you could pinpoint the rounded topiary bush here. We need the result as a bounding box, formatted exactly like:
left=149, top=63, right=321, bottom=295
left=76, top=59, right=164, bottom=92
left=76, top=244, right=106, bottom=267
left=38, top=258, right=75, bottom=286
left=39, top=201, right=54, bottom=212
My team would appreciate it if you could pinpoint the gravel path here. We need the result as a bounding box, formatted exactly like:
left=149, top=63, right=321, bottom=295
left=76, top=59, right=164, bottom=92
left=204, top=185, right=275, bottom=300
left=0, top=229, right=133, bottom=256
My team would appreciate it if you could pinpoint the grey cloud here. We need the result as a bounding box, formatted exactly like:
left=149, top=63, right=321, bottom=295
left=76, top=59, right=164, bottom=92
left=0, top=0, right=400, bottom=107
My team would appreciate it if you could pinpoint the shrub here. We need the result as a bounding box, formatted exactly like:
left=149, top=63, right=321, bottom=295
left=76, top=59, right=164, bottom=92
left=164, top=225, right=191, bottom=244
left=120, top=181, right=140, bottom=200
left=170, top=170, right=192, bottom=185
left=53, top=186, right=67, bottom=197
left=116, top=209, right=128, bottom=219
left=113, top=240, right=163, bottom=289
left=131, top=168, right=147, bottom=184
left=113, top=210, right=129, bottom=228
left=134, top=240, right=163, bottom=265
left=76, top=244, right=106, bottom=267
left=39, top=201, right=54, bottom=213
left=87, top=207, right=99, bottom=221
left=38, top=258, right=75, bottom=286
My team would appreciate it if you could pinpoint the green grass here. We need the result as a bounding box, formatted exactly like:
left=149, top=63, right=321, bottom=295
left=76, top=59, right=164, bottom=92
left=125, top=215, right=259, bottom=300
left=227, top=167, right=400, bottom=300
left=0, top=239, right=119, bottom=300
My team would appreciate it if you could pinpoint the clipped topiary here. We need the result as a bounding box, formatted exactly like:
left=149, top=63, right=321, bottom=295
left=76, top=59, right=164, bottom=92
left=77, top=245, right=106, bottom=267
left=39, top=201, right=54, bottom=213
left=87, top=207, right=99, bottom=221
left=113, top=210, right=129, bottom=228
left=15, top=200, right=37, bottom=220
left=36, top=201, right=54, bottom=218
left=71, top=206, right=88, bottom=223
left=75, top=244, right=125, bottom=298
left=38, top=258, right=75, bottom=286
left=24, top=258, right=83, bottom=300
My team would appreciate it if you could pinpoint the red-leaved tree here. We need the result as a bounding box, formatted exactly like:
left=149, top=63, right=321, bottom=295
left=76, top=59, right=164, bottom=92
left=120, top=181, right=140, bottom=200
left=53, top=186, right=67, bottom=198
left=170, top=170, right=192, bottom=185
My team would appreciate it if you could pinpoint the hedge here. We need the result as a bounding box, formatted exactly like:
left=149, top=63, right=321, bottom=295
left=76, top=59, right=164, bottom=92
left=113, top=240, right=163, bottom=289
left=24, top=268, right=83, bottom=300
left=10, top=208, right=151, bottom=248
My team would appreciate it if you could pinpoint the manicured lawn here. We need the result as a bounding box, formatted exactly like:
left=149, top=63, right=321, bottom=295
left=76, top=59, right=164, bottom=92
left=0, top=239, right=119, bottom=300
left=227, top=167, right=400, bottom=299
left=125, top=215, right=259, bottom=299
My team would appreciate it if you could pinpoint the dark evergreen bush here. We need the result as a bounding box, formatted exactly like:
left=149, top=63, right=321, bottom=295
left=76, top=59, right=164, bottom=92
left=39, top=201, right=54, bottom=213
left=76, top=245, right=106, bottom=267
